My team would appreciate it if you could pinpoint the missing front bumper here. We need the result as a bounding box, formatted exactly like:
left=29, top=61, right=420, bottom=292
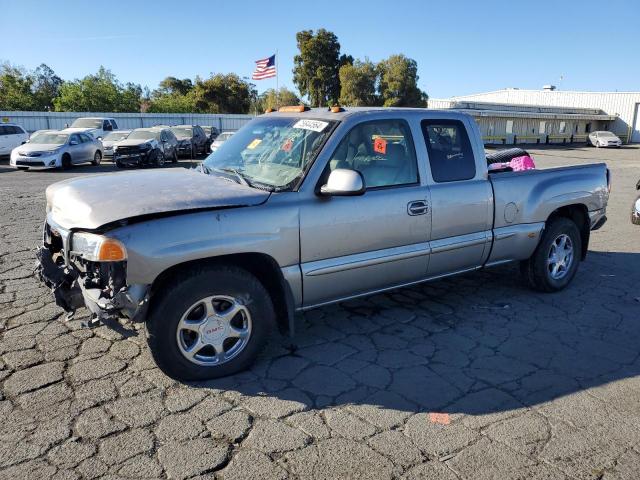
left=35, top=246, right=149, bottom=326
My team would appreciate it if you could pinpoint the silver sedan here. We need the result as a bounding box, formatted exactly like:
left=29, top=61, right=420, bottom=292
left=10, top=131, right=103, bottom=170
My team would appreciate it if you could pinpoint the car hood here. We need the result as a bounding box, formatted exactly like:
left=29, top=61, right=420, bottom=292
left=115, top=138, right=156, bottom=147
left=18, top=143, right=63, bottom=153
left=46, top=168, right=270, bottom=230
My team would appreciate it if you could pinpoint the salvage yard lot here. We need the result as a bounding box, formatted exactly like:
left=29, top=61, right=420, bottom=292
left=1, top=146, right=639, bottom=479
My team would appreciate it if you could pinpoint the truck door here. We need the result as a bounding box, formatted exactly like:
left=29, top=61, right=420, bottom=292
left=420, top=118, right=493, bottom=276
left=299, top=118, right=431, bottom=307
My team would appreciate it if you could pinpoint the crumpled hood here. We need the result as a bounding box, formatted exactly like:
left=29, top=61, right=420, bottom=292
left=46, top=168, right=270, bottom=230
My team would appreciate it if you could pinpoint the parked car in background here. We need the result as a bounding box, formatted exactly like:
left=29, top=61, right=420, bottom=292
left=113, top=127, right=178, bottom=168
left=202, top=126, right=219, bottom=150
left=170, top=125, right=208, bottom=157
left=0, top=123, right=29, bottom=158
left=210, top=131, right=234, bottom=152
left=10, top=131, right=102, bottom=170
left=36, top=107, right=610, bottom=380
left=102, top=130, right=131, bottom=159
left=30, top=129, right=57, bottom=140
left=632, top=179, right=640, bottom=225
left=589, top=131, right=622, bottom=147
left=65, top=117, right=119, bottom=140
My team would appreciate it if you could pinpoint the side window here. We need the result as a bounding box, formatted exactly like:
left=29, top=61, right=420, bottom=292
left=421, top=120, right=476, bottom=183
left=79, top=133, right=91, bottom=143
left=110, top=120, right=118, bottom=130
left=6, top=126, right=18, bottom=134
left=0, top=126, right=8, bottom=136
left=70, top=134, right=81, bottom=144
left=327, top=119, right=419, bottom=189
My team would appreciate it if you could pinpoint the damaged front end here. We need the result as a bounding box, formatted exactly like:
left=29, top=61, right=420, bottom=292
left=36, top=219, right=149, bottom=328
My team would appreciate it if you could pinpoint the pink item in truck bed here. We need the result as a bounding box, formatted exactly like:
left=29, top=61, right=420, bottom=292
left=509, top=155, right=536, bottom=171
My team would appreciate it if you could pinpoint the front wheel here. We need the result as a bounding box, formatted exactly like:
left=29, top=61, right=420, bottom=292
left=92, top=150, right=102, bottom=166
left=155, top=151, right=165, bottom=167
left=146, top=265, right=275, bottom=380
left=521, top=217, right=582, bottom=292
left=172, top=150, right=178, bottom=163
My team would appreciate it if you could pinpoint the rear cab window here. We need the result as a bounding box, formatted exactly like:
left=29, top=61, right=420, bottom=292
left=421, top=119, right=476, bottom=183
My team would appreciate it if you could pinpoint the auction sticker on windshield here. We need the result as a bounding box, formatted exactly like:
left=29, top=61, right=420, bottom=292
left=293, top=119, right=329, bottom=132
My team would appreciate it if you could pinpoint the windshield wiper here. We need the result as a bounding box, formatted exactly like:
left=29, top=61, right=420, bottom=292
left=215, top=167, right=252, bottom=187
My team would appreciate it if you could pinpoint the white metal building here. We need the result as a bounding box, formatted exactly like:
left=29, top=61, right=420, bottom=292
left=429, top=87, right=640, bottom=144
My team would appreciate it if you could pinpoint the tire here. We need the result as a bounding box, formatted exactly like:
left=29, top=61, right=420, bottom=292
left=172, top=150, right=178, bottom=163
left=521, top=217, right=582, bottom=292
left=92, top=150, right=102, bottom=166
left=486, top=147, right=529, bottom=165
left=146, top=265, right=275, bottom=381
left=61, top=153, right=72, bottom=170
left=115, top=159, right=126, bottom=169
left=155, top=151, right=165, bottom=167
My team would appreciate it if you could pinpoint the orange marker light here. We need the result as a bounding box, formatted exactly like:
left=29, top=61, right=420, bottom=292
left=278, top=105, right=308, bottom=113
left=97, top=238, right=127, bottom=261
left=330, top=106, right=344, bottom=113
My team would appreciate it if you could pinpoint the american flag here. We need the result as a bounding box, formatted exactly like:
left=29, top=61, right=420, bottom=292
left=252, top=54, right=276, bottom=80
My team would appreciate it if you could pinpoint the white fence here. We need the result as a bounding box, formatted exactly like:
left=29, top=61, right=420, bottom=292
left=0, top=111, right=255, bottom=133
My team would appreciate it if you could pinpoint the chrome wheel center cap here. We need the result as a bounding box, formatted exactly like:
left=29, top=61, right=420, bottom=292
left=200, top=317, right=226, bottom=342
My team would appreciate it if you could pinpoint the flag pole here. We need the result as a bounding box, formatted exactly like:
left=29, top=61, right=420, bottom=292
left=275, top=50, right=279, bottom=93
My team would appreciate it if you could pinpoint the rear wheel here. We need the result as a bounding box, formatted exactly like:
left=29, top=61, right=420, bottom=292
left=146, top=265, right=275, bottom=380
left=521, top=217, right=582, bottom=292
left=92, top=150, right=102, bottom=166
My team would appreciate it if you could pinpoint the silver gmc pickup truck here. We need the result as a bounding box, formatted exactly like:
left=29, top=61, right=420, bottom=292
left=37, top=107, right=610, bottom=380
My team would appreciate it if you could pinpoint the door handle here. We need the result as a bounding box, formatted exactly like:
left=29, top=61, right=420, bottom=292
left=407, top=200, right=429, bottom=216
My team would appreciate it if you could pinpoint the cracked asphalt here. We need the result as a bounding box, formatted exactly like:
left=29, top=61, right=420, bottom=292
left=1, top=146, right=639, bottom=480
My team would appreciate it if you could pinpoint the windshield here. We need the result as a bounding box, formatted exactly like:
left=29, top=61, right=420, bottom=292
left=104, top=131, right=130, bottom=141
left=203, top=117, right=335, bottom=191
left=70, top=118, right=102, bottom=128
left=598, top=132, right=616, bottom=137
left=127, top=130, right=158, bottom=140
left=170, top=127, right=192, bottom=138
left=30, top=133, right=68, bottom=145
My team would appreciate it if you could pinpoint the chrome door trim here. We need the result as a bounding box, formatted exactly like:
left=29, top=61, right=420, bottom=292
left=298, top=265, right=481, bottom=311
left=430, top=231, right=489, bottom=254
left=302, top=241, right=431, bottom=277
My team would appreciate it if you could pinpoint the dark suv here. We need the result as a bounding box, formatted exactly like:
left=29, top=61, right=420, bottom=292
left=113, top=127, right=178, bottom=168
left=170, top=125, right=208, bottom=157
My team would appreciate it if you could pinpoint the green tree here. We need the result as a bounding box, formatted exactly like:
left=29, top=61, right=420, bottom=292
left=339, top=59, right=379, bottom=107
left=262, top=87, right=301, bottom=110
left=293, top=29, right=346, bottom=107
left=0, top=63, right=35, bottom=110
left=53, top=67, right=142, bottom=112
left=192, top=73, right=255, bottom=113
left=154, top=76, right=193, bottom=96
left=31, top=63, right=62, bottom=111
left=377, top=54, right=428, bottom=107
left=147, top=92, right=196, bottom=113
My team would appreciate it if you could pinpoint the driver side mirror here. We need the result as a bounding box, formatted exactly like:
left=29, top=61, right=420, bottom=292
left=320, top=169, right=365, bottom=196
left=70, top=140, right=78, bottom=146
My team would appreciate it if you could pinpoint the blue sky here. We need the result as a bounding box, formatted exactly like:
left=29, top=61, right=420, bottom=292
left=1, top=0, right=639, bottom=99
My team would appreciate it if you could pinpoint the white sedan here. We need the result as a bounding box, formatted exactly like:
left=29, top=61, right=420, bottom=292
left=210, top=131, right=235, bottom=152
left=589, top=131, right=622, bottom=148
left=10, top=131, right=103, bottom=170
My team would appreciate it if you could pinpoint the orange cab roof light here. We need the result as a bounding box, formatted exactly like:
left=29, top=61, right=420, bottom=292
left=330, top=106, right=344, bottom=113
left=264, top=108, right=276, bottom=113
left=278, top=105, right=309, bottom=113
